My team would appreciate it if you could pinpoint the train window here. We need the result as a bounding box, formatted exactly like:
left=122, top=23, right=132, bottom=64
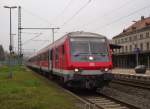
left=70, top=37, right=109, bottom=62
left=41, top=54, right=44, bottom=60
left=40, top=55, right=42, bottom=61
left=45, top=52, right=48, bottom=60
left=52, top=49, right=54, bottom=60
left=49, top=50, right=52, bottom=60
left=43, top=53, right=45, bottom=60
left=44, top=52, right=47, bottom=60
left=39, top=55, right=41, bottom=61
left=48, top=50, right=50, bottom=60
left=35, top=56, right=37, bottom=61
left=41, top=54, right=43, bottom=60
left=55, top=48, right=59, bottom=61
left=62, top=45, right=65, bottom=55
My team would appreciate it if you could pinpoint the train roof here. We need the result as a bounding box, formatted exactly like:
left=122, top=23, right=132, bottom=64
left=68, top=31, right=106, bottom=38
left=28, top=31, right=107, bottom=59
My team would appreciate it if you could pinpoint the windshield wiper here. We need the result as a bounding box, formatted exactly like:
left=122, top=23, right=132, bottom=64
left=92, top=52, right=107, bottom=56
left=73, top=52, right=89, bottom=56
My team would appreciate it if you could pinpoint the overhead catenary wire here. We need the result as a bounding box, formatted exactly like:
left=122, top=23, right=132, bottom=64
left=12, top=0, right=150, bottom=51
left=32, top=39, right=50, bottom=42
left=18, top=7, right=58, bottom=50
left=21, top=32, right=42, bottom=35
left=80, top=0, right=134, bottom=29
left=94, top=3, right=150, bottom=32
left=22, top=33, right=43, bottom=45
left=18, top=0, right=92, bottom=42
left=60, top=0, right=92, bottom=28
left=50, top=0, right=74, bottom=23
left=21, top=7, right=51, bottom=25
left=55, top=0, right=92, bottom=35
left=5, top=0, right=93, bottom=54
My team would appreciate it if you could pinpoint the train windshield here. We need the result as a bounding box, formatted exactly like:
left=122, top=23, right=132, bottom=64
left=70, top=37, right=109, bottom=62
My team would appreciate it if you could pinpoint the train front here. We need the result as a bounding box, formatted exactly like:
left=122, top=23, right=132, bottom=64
left=66, top=32, right=113, bottom=89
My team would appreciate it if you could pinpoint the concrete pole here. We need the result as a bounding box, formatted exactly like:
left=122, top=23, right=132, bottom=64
left=4, top=6, right=17, bottom=78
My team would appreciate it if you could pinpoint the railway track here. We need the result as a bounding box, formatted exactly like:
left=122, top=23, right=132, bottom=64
left=70, top=75, right=150, bottom=109
left=98, top=75, right=150, bottom=109
left=112, top=79, right=150, bottom=90
left=81, top=94, right=133, bottom=109
left=64, top=88, right=138, bottom=109
left=112, top=73, right=150, bottom=90
left=29, top=68, right=142, bottom=109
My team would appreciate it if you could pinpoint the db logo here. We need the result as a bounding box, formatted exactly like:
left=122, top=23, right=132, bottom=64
left=89, top=63, right=95, bottom=66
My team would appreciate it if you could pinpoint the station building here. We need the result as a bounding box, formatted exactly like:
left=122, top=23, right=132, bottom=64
left=112, top=16, right=150, bottom=69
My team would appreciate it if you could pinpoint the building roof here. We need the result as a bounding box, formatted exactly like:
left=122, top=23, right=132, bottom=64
left=113, top=16, right=150, bottom=39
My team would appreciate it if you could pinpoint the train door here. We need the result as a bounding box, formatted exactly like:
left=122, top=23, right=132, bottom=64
left=59, top=46, right=62, bottom=69
left=55, top=48, right=59, bottom=68
left=48, top=49, right=53, bottom=71
left=39, top=55, right=42, bottom=69
left=61, top=45, right=65, bottom=69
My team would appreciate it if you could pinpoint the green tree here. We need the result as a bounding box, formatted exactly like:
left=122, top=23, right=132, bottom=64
left=0, top=45, right=5, bottom=61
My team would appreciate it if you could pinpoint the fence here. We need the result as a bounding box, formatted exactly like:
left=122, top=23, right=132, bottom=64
left=0, top=56, right=22, bottom=66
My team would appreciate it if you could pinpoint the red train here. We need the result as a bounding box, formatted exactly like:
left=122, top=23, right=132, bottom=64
left=27, top=31, right=113, bottom=89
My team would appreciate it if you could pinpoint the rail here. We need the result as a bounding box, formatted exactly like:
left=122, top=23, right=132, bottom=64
left=113, top=73, right=150, bottom=83
left=62, top=88, right=139, bottom=109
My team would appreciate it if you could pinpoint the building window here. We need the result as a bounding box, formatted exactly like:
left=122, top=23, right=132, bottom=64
left=147, top=42, right=149, bottom=50
left=116, top=49, right=118, bottom=53
left=115, top=49, right=117, bottom=53
left=118, top=39, right=120, bottom=44
left=146, top=32, right=149, bottom=38
left=129, top=45, right=132, bottom=51
left=140, top=34, right=143, bottom=39
left=121, top=39, right=123, bottom=43
left=140, top=43, right=143, bottom=51
left=115, top=40, right=117, bottom=44
left=134, top=44, right=137, bottom=49
left=134, top=35, right=137, bottom=40
left=122, top=46, right=124, bottom=53
left=125, top=38, right=127, bottom=42
left=117, top=49, right=119, bottom=53
left=129, top=37, right=132, bottom=42
left=125, top=46, right=128, bottom=52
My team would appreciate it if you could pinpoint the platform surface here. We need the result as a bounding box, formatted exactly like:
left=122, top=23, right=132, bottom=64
left=112, top=68, right=150, bottom=76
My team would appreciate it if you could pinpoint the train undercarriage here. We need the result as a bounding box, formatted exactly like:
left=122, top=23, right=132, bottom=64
left=65, top=73, right=113, bottom=89
left=28, top=65, right=113, bottom=90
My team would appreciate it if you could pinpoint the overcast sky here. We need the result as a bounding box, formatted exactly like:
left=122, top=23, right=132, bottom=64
left=0, top=0, right=150, bottom=55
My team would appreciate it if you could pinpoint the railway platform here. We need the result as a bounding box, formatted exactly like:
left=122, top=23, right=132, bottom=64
left=112, top=68, right=150, bottom=75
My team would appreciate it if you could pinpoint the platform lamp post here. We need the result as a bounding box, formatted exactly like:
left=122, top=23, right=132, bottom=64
left=4, top=6, right=17, bottom=78
left=11, top=33, right=17, bottom=65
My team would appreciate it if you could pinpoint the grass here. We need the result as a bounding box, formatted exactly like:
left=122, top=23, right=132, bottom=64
left=0, top=66, right=77, bottom=109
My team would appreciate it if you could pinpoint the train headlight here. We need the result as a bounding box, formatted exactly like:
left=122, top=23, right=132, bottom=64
left=74, top=68, right=79, bottom=72
left=89, top=56, right=94, bottom=60
left=104, top=68, right=109, bottom=72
